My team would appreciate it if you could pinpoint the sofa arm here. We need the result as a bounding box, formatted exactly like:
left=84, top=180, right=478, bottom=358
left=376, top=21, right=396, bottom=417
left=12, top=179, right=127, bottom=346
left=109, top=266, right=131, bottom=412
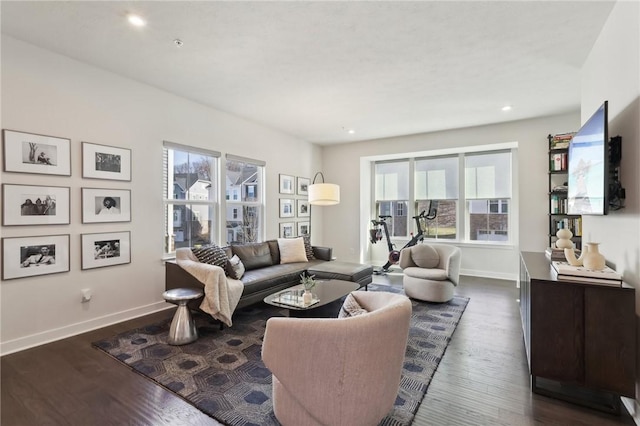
left=312, top=246, right=333, bottom=261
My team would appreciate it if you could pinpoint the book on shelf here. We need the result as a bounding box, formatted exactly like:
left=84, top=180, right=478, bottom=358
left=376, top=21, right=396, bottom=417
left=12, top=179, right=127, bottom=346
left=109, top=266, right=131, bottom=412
left=551, top=261, right=622, bottom=281
left=549, top=132, right=575, bottom=150
left=551, top=269, right=622, bottom=287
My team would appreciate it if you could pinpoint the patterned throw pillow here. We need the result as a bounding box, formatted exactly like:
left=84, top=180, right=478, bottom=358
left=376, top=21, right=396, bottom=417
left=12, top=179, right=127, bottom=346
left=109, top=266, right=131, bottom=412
left=191, top=244, right=228, bottom=269
left=338, top=293, right=368, bottom=318
left=302, top=234, right=315, bottom=260
left=226, top=254, right=245, bottom=280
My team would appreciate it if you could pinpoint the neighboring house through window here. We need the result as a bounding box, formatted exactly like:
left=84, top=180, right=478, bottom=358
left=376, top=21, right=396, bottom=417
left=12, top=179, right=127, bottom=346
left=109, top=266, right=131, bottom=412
left=163, top=141, right=219, bottom=256
left=225, top=154, right=265, bottom=244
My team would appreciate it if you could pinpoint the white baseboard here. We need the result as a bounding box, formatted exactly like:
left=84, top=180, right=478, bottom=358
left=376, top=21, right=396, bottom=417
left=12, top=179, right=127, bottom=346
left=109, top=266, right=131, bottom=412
left=460, top=268, right=518, bottom=282
left=622, top=396, right=640, bottom=425
left=0, top=301, right=170, bottom=356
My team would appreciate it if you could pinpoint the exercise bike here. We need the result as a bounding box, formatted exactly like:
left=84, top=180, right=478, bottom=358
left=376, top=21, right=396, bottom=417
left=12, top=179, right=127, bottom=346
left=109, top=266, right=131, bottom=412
left=370, top=201, right=438, bottom=274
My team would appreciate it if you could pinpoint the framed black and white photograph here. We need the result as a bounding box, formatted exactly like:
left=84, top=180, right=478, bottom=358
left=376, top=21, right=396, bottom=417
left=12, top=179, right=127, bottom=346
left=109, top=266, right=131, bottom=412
left=81, top=231, right=131, bottom=270
left=82, top=188, right=131, bottom=223
left=2, top=129, right=71, bottom=176
left=297, top=221, right=310, bottom=237
left=279, top=174, right=294, bottom=194
left=279, top=198, right=295, bottom=218
left=297, top=177, right=310, bottom=196
left=297, top=199, right=310, bottom=217
left=1, top=234, right=70, bottom=280
left=82, top=142, right=131, bottom=181
left=2, top=184, right=71, bottom=226
left=280, top=222, right=295, bottom=238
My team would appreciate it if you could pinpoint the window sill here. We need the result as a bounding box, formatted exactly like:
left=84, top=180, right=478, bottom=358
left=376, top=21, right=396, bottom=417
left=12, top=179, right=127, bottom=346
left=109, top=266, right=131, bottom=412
left=389, top=237, right=515, bottom=250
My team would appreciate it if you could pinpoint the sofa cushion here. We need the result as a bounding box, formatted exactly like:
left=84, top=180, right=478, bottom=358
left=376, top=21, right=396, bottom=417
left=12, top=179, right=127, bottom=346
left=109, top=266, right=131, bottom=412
left=338, top=293, right=368, bottom=318
left=411, top=245, right=440, bottom=269
left=267, top=240, right=281, bottom=265
left=226, top=254, right=245, bottom=280
left=278, top=237, right=308, bottom=264
left=191, top=244, right=228, bottom=268
left=302, top=234, right=315, bottom=260
left=232, top=242, right=273, bottom=271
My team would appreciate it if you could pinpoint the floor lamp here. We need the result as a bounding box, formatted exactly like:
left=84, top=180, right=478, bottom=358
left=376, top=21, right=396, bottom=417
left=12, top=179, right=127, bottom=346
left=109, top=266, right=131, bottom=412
left=307, top=172, right=340, bottom=242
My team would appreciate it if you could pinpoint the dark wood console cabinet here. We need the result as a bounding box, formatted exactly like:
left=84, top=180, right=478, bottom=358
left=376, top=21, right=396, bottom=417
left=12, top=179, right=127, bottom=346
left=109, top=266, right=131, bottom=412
left=519, top=252, right=636, bottom=412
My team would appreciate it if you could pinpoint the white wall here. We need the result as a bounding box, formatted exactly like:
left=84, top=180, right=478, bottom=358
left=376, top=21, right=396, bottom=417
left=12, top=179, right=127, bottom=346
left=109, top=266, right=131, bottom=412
left=580, top=0, right=640, bottom=418
left=0, top=37, right=322, bottom=354
left=321, top=112, right=580, bottom=279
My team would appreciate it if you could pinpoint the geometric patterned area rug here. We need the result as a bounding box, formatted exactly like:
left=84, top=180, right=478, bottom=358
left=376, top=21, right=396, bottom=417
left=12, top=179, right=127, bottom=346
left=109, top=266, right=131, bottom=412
left=92, top=284, right=469, bottom=425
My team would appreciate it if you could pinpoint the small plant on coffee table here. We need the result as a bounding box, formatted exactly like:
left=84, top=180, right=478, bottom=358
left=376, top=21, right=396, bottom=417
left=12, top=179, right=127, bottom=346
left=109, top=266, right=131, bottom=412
left=300, top=273, right=317, bottom=291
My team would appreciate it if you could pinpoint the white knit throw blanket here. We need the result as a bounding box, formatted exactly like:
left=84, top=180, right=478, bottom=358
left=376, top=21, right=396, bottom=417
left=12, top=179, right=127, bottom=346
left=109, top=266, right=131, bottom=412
left=176, top=248, right=244, bottom=327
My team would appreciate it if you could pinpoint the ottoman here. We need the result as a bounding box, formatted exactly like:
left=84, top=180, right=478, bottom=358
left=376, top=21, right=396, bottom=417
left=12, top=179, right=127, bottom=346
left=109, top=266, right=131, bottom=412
left=307, top=261, right=373, bottom=289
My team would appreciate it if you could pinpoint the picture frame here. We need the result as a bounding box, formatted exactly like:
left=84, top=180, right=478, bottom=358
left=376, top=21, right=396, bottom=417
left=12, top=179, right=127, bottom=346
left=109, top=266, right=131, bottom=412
left=2, top=184, right=71, bottom=226
left=82, top=142, right=131, bottom=181
left=279, top=222, right=295, bottom=238
left=82, top=188, right=131, bottom=223
left=2, top=129, right=71, bottom=176
left=279, top=174, right=295, bottom=194
left=297, top=221, right=310, bottom=237
left=297, top=177, right=310, bottom=196
left=297, top=199, right=310, bottom=217
left=2, top=234, right=70, bottom=280
left=279, top=198, right=295, bottom=218
left=81, top=231, right=131, bottom=270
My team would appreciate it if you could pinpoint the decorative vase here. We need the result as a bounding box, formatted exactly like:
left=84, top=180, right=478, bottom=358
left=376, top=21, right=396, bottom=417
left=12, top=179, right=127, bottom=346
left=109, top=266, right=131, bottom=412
left=582, top=242, right=606, bottom=270
left=555, top=228, right=573, bottom=249
left=303, top=290, right=313, bottom=305
left=564, top=247, right=585, bottom=266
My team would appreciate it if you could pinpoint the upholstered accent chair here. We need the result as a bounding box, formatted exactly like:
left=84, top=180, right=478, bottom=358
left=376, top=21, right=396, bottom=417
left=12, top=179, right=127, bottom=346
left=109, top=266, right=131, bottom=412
left=261, top=291, right=412, bottom=426
left=399, top=244, right=461, bottom=303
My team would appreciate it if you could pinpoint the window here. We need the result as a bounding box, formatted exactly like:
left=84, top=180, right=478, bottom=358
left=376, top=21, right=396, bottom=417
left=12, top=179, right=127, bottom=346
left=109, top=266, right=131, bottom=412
left=375, top=161, right=409, bottom=237
left=415, top=156, right=458, bottom=239
left=163, top=142, right=220, bottom=256
left=465, top=151, right=512, bottom=242
left=373, top=147, right=513, bottom=245
left=225, top=154, right=265, bottom=244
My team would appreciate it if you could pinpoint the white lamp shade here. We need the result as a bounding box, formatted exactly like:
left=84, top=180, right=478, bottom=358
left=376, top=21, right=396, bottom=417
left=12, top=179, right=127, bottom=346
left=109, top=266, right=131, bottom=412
left=308, top=183, right=340, bottom=206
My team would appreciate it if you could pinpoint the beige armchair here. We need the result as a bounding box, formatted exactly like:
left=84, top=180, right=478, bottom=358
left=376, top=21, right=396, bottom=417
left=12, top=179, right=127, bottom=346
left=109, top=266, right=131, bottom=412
left=262, top=291, right=412, bottom=426
left=399, top=243, right=461, bottom=303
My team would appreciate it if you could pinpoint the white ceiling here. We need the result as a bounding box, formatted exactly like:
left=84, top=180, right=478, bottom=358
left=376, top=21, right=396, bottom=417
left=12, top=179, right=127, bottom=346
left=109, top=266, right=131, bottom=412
left=1, top=1, right=615, bottom=145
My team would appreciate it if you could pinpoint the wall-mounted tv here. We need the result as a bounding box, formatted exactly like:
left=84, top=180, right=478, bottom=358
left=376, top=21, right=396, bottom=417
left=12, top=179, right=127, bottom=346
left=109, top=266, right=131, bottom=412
left=567, top=101, right=608, bottom=215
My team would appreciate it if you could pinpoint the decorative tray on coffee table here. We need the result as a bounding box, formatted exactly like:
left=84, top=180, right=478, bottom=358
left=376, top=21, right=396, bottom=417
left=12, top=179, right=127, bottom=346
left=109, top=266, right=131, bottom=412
left=270, top=290, right=320, bottom=308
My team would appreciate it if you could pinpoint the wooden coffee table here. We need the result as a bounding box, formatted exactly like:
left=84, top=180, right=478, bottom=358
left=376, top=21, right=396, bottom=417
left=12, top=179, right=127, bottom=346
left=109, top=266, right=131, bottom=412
left=264, top=279, right=359, bottom=317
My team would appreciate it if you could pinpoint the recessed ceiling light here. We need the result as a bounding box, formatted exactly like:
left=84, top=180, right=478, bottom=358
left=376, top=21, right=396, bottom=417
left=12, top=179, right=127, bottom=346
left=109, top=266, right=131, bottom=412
left=348, top=129, right=355, bottom=134
left=127, top=14, right=146, bottom=27
left=502, top=105, right=512, bottom=112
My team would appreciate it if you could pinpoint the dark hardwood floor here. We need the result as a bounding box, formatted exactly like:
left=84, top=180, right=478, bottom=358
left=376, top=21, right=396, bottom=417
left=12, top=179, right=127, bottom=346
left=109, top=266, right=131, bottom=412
left=1, top=275, right=635, bottom=425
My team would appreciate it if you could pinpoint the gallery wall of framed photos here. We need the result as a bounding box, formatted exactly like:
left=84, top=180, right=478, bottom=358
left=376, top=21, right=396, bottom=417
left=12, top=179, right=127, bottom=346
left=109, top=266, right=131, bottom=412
left=278, top=173, right=310, bottom=239
left=1, top=129, right=133, bottom=280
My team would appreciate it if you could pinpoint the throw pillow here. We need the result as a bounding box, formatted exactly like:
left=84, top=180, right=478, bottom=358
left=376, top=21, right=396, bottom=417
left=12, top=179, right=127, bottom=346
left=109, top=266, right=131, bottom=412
left=278, top=237, right=308, bottom=264
left=302, top=234, right=315, bottom=260
left=231, top=242, right=273, bottom=271
left=226, top=254, right=245, bottom=280
left=191, top=244, right=228, bottom=268
left=338, top=293, right=368, bottom=318
left=411, top=245, right=440, bottom=269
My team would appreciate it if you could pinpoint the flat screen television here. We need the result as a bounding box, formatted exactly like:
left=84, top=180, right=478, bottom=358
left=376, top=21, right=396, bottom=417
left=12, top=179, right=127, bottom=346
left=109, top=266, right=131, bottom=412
left=567, top=101, right=608, bottom=215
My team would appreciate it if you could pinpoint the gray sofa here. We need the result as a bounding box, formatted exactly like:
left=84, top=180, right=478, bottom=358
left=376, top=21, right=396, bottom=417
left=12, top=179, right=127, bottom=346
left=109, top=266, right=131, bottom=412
left=165, top=240, right=373, bottom=312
